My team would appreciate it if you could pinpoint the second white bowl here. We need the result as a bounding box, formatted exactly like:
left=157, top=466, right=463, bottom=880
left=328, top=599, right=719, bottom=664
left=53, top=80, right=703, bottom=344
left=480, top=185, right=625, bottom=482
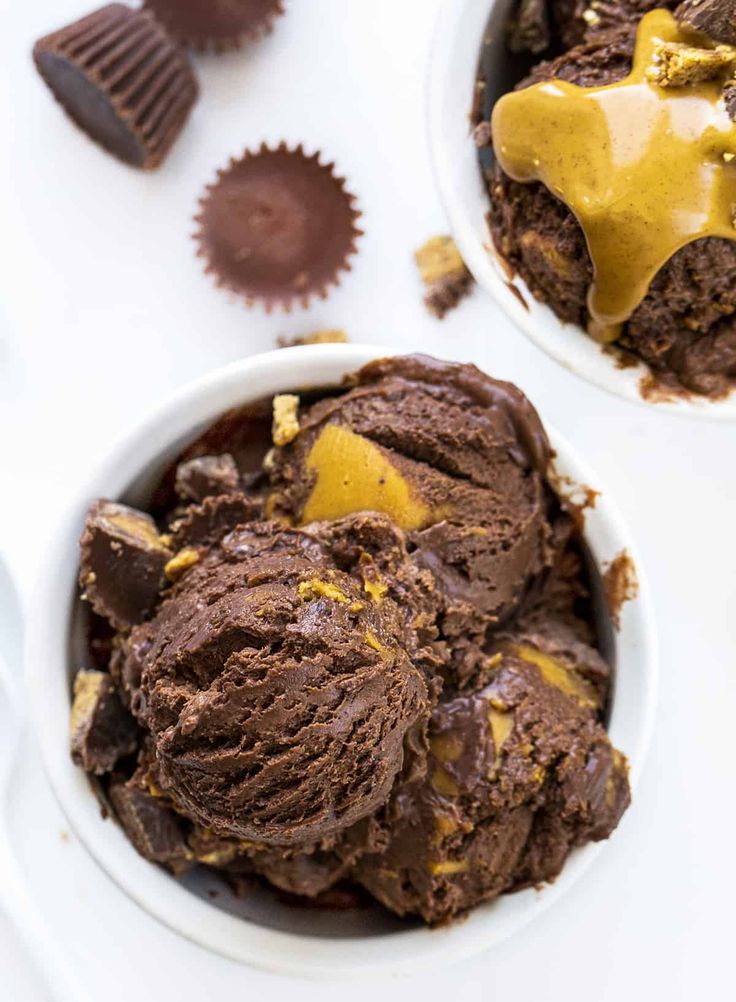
left=428, top=0, right=736, bottom=419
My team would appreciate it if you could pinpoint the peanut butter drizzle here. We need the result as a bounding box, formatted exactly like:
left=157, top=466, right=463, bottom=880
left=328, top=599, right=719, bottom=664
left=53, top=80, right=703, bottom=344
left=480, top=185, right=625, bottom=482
left=492, top=10, right=736, bottom=342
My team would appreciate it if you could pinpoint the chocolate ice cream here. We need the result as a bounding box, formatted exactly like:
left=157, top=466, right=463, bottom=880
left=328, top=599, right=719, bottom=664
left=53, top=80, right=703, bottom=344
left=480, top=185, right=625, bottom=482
left=118, top=517, right=433, bottom=845
left=269, top=354, right=554, bottom=688
left=70, top=353, right=631, bottom=926
left=355, top=646, right=628, bottom=924
left=488, top=1, right=736, bottom=397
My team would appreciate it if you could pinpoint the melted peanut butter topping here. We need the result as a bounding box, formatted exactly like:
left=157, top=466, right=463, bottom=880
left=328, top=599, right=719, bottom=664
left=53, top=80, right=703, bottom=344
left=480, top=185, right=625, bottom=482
left=302, top=423, right=444, bottom=529
left=492, top=10, right=736, bottom=341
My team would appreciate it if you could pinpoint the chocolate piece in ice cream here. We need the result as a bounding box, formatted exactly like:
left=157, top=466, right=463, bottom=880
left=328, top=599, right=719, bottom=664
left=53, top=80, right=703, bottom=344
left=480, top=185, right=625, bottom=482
left=509, top=0, right=551, bottom=53
left=70, top=669, right=138, bottom=774
left=121, top=516, right=432, bottom=845
left=175, top=454, right=240, bottom=503
left=675, top=0, right=736, bottom=45
left=355, top=652, right=629, bottom=924
left=269, top=354, right=553, bottom=688
left=79, top=501, right=172, bottom=630
left=246, top=815, right=387, bottom=897
left=33, top=4, right=198, bottom=169
left=550, top=0, right=672, bottom=48
left=168, top=492, right=264, bottom=550
left=109, top=778, right=193, bottom=874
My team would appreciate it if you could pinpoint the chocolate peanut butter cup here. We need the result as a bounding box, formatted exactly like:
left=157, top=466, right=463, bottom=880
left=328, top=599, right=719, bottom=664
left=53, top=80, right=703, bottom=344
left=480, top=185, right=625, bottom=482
left=143, top=0, right=285, bottom=51
left=33, top=4, right=198, bottom=169
left=195, top=143, right=363, bottom=310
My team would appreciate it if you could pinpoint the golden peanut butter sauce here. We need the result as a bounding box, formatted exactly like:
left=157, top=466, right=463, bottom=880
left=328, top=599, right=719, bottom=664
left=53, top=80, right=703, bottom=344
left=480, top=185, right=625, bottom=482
left=302, top=423, right=450, bottom=530
left=492, top=10, right=736, bottom=342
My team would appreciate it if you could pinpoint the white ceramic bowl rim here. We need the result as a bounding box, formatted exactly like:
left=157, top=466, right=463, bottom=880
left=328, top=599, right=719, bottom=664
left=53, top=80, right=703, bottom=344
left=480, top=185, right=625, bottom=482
left=25, top=344, right=658, bottom=977
left=427, top=0, right=736, bottom=420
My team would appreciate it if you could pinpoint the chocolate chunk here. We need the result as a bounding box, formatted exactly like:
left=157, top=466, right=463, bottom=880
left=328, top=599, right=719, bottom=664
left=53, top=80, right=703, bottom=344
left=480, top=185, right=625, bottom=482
left=109, top=779, right=192, bottom=873
left=33, top=4, right=198, bottom=169
left=175, top=453, right=240, bottom=503
left=70, top=670, right=138, bottom=774
left=509, top=0, right=551, bottom=54
left=675, top=0, right=736, bottom=46
left=195, top=143, right=363, bottom=310
left=168, top=493, right=263, bottom=550
left=79, top=500, right=172, bottom=629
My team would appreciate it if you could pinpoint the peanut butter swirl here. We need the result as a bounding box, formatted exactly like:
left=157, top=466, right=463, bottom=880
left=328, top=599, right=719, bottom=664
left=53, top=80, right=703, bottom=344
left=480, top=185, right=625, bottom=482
left=492, top=10, right=736, bottom=342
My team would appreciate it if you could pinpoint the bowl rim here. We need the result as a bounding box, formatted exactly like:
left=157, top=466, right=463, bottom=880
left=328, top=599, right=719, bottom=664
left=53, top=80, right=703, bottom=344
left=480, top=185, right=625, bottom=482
left=427, top=0, right=736, bottom=420
left=24, top=343, right=658, bottom=977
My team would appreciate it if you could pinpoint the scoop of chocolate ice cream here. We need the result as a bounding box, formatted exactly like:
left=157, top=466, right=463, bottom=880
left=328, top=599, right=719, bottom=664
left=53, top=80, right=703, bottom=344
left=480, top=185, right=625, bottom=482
left=354, top=650, right=629, bottom=924
left=549, top=0, right=675, bottom=48
left=269, top=354, right=553, bottom=688
left=120, top=516, right=432, bottom=846
left=488, top=25, right=736, bottom=396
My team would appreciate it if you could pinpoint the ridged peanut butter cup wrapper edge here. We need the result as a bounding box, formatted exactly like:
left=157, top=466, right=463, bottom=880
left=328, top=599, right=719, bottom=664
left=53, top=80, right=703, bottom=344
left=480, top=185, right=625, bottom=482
left=143, top=0, right=285, bottom=52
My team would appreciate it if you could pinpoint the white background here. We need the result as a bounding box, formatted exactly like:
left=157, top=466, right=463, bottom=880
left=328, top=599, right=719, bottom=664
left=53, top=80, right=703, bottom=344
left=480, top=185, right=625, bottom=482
left=1, top=0, right=735, bottom=999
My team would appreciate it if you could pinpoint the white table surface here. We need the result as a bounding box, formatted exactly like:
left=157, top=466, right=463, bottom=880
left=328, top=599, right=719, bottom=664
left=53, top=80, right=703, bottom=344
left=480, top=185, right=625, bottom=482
left=1, top=0, right=735, bottom=999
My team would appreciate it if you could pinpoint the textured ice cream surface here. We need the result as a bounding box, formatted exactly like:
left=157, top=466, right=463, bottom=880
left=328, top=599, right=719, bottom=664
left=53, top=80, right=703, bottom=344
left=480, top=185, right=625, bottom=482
left=354, top=650, right=629, bottom=924
left=549, top=0, right=676, bottom=48
left=488, top=16, right=736, bottom=396
left=72, top=354, right=628, bottom=925
left=120, top=516, right=432, bottom=846
left=269, top=354, right=554, bottom=688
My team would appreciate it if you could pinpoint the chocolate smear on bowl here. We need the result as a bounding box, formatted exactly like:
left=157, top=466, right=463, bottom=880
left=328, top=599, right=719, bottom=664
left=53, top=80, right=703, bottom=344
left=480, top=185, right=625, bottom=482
left=195, top=143, right=363, bottom=311
left=33, top=3, right=198, bottom=169
left=602, top=550, right=639, bottom=628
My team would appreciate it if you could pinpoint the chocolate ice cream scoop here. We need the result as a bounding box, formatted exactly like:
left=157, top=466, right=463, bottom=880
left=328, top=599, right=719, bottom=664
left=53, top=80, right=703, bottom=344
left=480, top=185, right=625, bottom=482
left=355, top=651, right=629, bottom=924
left=120, top=517, right=432, bottom=845
left=269, top=354, right=553, bottom=688
left=488, top=13, right=736, bottom=396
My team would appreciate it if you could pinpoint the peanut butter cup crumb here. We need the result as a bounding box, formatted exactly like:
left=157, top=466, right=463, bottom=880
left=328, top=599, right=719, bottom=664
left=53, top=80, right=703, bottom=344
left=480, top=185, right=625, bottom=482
left=647, top=40, right=736, bottom=86
left=415, top=236, right=474, bottom=319
left=272, top=394, right=300, bottom=446
left=278, top=329, right=349, bottom=348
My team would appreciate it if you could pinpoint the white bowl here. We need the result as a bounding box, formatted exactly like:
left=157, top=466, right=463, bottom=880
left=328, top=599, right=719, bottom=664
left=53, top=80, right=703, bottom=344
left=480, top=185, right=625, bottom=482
left=25, top=344, right=658, bottom=977
left=428, top=0, right=736, bottom=419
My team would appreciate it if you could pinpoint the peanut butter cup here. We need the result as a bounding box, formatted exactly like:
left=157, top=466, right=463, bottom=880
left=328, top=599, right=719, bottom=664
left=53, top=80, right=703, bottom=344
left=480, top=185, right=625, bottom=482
left=33, top=4, right=198, bottom=169
left=195, top=143, right=363, bottom=310
left=143, top=0, right=285, bottom=51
